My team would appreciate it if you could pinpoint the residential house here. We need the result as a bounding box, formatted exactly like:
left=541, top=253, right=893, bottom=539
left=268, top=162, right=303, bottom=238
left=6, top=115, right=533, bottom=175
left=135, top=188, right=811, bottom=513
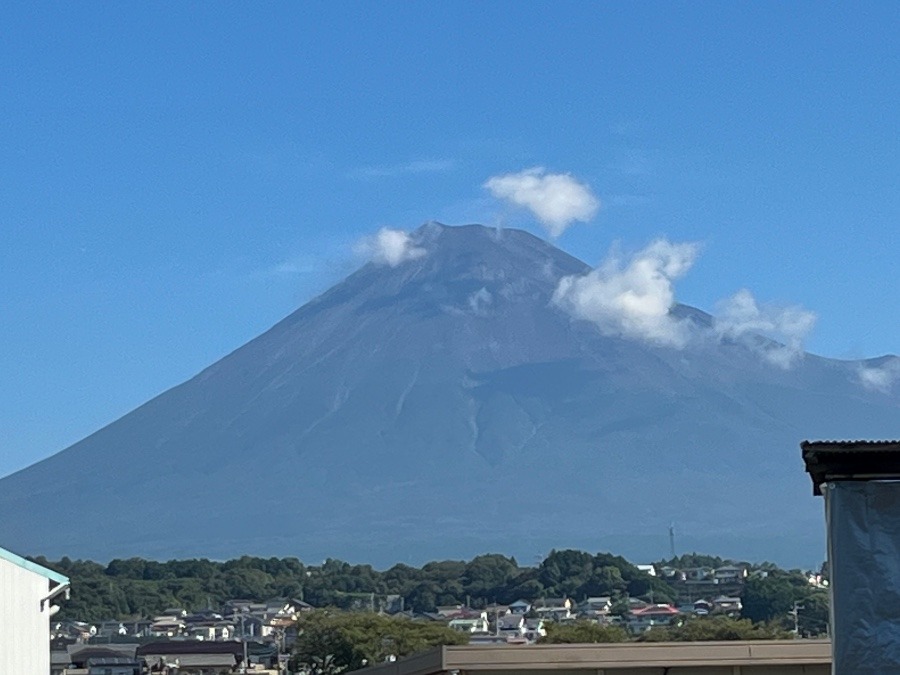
left=64, top=645, right=141, bottom=675
left=626, top=604, right=680, bottom=634
left=627, top=598, right=649, bottom=613
left=184, top=610, right=223, bottom=623
left=186, top=621, right=234, bottom=641
left=137, top=641, right=245, bottom=674
left=149, top=616, right=185, bottom=638
left=264, top=598, right=298, bottom=617
left=532, top=597, right=573, bottom=621
left=51, top=647, right=70, bottom=675
left=524, top=618, right=547, bottom=642
left=446, top=610, right=489, bottom=634
left=223, top=599, right=268, bottom=620
left=96, top=620, right=127, bottom=639
left=713, top=596, right=743, bottom=617
left=484, top=603, right=509, bottom=618
left=683, top=568, right=713, bottom=582
left=236, top=613, right=273, bottom=639
left=52, top=621, right=96, bottom=642
left=124, top=620, right=152, bottom=638
left=808, top=573, right=828, bottom=589
left=222, top=599, right=255, bottom=615
left=578, top=597, right=612, bottom=619
left=418, top=611, right=447, bottom=622
left=508, top=599, right=532, bottom=615
left=636, top=564, right=657, bottom=577
left=658, top=566, right=678, bottom=579
left=714, top=566, right=748, bottom=583
left=0, top=545, right=70, bottom=675
left=497, top=614, right=526, bottom=639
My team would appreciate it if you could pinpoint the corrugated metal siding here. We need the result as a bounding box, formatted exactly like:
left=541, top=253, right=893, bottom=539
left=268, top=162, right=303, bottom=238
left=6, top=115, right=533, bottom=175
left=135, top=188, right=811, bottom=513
left=0, top=557, right=52, bottom=675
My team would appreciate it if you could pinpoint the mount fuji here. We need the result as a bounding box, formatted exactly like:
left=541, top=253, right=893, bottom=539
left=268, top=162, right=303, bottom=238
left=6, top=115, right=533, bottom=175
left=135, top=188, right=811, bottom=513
left=2, top=223, right=897, bottom=566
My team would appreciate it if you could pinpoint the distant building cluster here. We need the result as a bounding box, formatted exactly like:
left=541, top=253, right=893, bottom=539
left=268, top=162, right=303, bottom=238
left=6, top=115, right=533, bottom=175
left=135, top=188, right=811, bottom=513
left=378, top=562, right=760, bottom=643
left=41, top=561, right=775, bottom=674
left=51, top=599, right=308, bottom=674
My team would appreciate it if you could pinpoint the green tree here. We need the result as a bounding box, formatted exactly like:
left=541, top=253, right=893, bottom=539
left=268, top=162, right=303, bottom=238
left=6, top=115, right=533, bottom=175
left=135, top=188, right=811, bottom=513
left=798, top=589, right=829, bottom=637
left=292, top=612, right=467, bottom=672
left=638, top=616, right=791, bottom=642
left=741, top=572, right=809, bottom=624
left=539, top=620, right=628, bottom=644
left=588, top=566, right=628, bottom=598
left=658, top=553, right=726, bottom=569
left=462, top=554, right=518, bottom=601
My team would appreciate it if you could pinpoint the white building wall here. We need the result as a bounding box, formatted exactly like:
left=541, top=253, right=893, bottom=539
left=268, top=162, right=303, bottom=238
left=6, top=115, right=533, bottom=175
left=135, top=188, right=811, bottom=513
left=0, top=557, right=53, bottom=675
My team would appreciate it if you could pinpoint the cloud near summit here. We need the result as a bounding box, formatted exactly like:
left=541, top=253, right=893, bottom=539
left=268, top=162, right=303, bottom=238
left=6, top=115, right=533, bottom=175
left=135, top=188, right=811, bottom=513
left=858, top=359, right=900, bottom=392
left=484, top=167, right=600, bottom=237
left=356, top=228, right=426, bottom=267
left=553, top=239, right=699, bottom=347
left=714, top=290, right=817, bottom=368
left=553, top=239, right=818, bottom=365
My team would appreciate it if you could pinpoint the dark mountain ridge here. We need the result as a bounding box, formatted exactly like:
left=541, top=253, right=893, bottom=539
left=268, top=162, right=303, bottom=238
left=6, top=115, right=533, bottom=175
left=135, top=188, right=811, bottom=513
left=1, top=223, right=897, bottom=567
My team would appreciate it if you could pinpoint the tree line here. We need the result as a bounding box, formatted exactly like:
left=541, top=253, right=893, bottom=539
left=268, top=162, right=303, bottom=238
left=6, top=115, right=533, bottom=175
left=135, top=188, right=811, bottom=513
left=33, top=549, right=828, bottom=636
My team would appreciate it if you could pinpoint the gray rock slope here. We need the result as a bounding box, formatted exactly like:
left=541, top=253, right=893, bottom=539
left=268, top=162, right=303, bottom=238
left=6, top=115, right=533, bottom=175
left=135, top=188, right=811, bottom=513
left=1, top=223, right=897, bottom=566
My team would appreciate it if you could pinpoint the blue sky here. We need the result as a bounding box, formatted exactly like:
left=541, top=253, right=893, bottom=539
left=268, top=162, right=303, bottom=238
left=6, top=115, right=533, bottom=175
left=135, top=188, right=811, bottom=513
left=2, top=3, right=898, bottom=477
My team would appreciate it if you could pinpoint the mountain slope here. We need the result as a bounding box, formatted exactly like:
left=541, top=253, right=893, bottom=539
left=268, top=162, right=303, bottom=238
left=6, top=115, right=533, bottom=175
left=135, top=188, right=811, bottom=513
left=1, top=223, right=897, bottom=566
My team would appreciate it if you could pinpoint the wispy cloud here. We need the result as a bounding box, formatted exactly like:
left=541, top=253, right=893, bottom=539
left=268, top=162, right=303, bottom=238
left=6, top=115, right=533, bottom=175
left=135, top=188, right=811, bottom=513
left=269, top=255, right=319, bottom=276
left=553, top=239, right=699, bottom=347
left=355, top=228, right=427, bottom=267
left=714, top=290, right=817, bottom=368
left=351, top=159, right=456, bottom=179
left=858, top=358, right=900, bottom=392
left=484, top=167, right=600, bottom=238
left=468, top=287, right=493, bottom=315
left=607, top=148, right=653, bottom=176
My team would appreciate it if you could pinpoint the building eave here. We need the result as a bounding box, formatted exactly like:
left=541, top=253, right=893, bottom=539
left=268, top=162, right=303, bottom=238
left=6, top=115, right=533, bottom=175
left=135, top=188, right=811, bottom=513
left=0, top=545, right=69, bottom=586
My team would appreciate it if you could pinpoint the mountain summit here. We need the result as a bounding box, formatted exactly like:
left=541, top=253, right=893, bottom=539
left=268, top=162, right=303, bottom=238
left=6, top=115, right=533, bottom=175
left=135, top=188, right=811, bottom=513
left=1, top=224, right=896, bottom=565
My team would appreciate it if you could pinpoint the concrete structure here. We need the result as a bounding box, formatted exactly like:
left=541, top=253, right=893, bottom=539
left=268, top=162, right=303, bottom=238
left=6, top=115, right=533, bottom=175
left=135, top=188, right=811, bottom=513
left=802, top=439, right=900, bottom=673
left=364, top=641, right=831, bottom=675
left=0, top=545, right=70, bottom=675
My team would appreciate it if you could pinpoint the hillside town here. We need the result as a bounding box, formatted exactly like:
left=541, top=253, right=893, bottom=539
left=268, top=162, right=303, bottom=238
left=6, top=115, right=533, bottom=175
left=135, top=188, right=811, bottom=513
left=45, top=560, right=827, bottom=674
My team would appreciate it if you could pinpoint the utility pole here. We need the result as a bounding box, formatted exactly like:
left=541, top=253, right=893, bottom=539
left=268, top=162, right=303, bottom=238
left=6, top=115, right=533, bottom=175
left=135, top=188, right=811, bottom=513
left=240, top=609, right=248, bottom=673
left=789, top=601, right=804, bottom=637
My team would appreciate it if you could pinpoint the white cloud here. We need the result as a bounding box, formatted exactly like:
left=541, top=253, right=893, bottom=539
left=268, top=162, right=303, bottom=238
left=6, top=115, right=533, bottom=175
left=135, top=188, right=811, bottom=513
left=553, top=239, right=699, bottom=347
left=714, top=289, right=816, bottom=368
left=468, top=287, right=493, bottom=315
left=356, top=228, right=426, bottom=267
left=858, top=359, right=900, bottom=393
left=484, top=167, right=600, bottom=237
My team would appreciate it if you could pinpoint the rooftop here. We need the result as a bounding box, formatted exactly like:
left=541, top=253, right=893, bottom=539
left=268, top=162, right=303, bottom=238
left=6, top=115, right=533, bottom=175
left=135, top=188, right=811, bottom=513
left=362, top=641, right=831, bottom=674
left=801, top=440, right=900, bottom=495
left=0, top=545, right=69, bottom=586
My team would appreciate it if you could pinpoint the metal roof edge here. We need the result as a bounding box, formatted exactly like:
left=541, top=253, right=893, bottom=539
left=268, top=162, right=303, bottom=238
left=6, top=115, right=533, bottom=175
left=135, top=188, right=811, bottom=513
left=0, top=545, right=69, bottom=586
